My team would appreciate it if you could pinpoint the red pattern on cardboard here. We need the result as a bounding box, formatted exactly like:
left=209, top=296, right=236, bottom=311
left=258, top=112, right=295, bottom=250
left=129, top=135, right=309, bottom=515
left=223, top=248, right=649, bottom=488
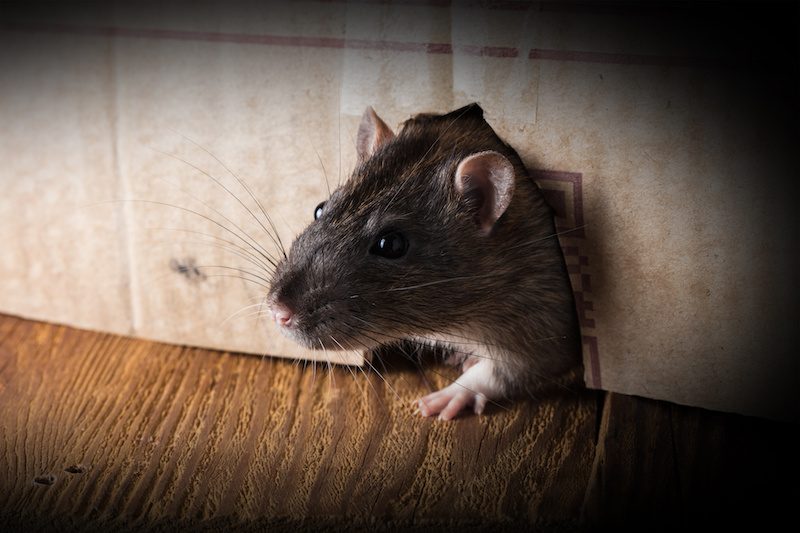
left=533, top=169, right=600, bottom=388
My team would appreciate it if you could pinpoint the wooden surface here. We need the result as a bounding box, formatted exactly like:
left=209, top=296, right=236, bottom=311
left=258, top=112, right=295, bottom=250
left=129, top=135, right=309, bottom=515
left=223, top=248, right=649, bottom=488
left=0, top=312, right=796, bottom=532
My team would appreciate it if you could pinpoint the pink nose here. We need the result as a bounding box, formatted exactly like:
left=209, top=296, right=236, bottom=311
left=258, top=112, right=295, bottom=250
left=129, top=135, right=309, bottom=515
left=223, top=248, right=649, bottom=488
left=269, top=301, right=294, bottom=328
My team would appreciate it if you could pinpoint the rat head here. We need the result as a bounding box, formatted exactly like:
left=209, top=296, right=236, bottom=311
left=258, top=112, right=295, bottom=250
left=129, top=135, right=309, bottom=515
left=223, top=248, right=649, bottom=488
left=267, top=104, right=536, bottom=351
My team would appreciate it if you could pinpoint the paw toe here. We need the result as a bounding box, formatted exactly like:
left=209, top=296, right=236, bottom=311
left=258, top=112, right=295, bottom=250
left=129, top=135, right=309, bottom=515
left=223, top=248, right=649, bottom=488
left=414, top=386, right=487, bottom=420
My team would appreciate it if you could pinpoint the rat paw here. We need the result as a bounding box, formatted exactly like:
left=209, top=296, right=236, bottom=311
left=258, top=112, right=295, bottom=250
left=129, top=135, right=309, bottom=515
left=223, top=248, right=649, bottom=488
left=415, top=383, right=489, bottom=421
left=414, top=356, right=500, bottom=420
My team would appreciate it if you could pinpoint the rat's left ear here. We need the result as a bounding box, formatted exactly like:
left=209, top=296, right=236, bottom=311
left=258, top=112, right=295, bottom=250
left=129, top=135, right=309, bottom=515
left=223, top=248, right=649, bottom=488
left=357, top=106, right=395, bottom=161
left=454, top=151, right=515, bottom=236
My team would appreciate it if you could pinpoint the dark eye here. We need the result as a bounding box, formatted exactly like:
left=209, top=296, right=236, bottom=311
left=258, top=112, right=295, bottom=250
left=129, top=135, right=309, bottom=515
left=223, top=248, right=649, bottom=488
left=314, top=202, right=326, bottom=220
left=370, top=231, right=408, bottom=259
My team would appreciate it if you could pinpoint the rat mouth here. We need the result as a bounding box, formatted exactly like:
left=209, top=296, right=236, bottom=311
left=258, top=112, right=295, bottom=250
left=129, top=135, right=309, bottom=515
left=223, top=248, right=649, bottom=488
left=268, top=282, right=402, bottom=352
left=272, top=309, right=397, bottom=352
left=275, top=324, right=383, bottom=352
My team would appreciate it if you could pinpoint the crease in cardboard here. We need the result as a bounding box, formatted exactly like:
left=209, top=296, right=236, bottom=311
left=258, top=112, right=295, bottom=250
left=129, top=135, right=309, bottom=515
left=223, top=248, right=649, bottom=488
left=112, top=33, right=141, bottom=337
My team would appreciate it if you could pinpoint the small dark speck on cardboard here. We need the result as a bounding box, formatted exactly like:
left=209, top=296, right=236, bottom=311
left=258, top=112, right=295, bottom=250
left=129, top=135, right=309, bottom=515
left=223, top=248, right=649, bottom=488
left=170, top=257, right=206, bottom=282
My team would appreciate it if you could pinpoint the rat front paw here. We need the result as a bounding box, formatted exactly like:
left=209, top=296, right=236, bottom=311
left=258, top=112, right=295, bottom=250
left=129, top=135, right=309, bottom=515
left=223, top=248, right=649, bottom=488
left=415, top=382, right=489, bottom=421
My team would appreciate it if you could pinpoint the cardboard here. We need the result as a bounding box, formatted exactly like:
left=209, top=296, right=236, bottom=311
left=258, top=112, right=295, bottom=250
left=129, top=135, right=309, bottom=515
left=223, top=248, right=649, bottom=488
left=1, top=2, right=797, bottom=421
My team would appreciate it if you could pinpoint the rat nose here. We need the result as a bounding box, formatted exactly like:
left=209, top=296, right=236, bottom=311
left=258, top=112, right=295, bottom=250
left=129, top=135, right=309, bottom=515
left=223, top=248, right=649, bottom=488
left=269, top=301, right=294, bottom=328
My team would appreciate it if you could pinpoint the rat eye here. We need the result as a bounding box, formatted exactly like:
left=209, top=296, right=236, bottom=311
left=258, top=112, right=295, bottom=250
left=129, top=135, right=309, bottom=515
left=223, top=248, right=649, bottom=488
left=314, top=202, right=326, bottom=220
left=370, top=231, right=408, bottom=259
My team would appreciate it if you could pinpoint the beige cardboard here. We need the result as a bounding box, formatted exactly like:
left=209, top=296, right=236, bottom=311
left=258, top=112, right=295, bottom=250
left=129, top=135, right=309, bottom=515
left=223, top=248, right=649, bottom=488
left=1, top=2, right=797, bottom=421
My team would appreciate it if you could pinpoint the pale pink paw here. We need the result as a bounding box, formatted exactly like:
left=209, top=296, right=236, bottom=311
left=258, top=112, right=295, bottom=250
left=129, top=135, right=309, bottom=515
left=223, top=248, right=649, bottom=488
left=415, top=383, right=488, bottom=421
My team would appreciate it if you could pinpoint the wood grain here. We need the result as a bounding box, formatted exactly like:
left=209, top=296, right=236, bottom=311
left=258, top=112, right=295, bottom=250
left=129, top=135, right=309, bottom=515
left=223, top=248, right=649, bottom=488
left=0, top=313, right=796, bottom=532
left=0, top=313, right=597, bottom=531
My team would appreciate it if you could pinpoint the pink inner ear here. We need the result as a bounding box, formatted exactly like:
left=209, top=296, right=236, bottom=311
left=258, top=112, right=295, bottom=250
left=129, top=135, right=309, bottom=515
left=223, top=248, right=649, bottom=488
left=454, top=151, right=515, bottom=236
left=356, top=106, right=395, bottom=160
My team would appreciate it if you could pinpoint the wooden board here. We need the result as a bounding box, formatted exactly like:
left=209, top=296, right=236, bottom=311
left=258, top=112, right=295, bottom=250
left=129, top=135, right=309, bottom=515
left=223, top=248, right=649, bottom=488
left=0, top=313, right=796, bottom=532
left=582, top=392, right=799, bottom=530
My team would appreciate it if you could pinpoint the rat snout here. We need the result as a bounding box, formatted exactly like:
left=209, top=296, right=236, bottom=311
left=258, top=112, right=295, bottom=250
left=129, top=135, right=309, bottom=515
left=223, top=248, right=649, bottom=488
left=268, top=300, right=294, bottom=328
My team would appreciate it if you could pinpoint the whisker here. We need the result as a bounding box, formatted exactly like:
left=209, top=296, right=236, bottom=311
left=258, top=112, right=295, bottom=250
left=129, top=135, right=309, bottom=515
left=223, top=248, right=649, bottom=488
left=219, top=301, right=271, bottom=328
left=325, top=336, right=342, bottom=399
left=153, top=227, right=274, bottom=274
left=505, top=224, right=589, bottom=252
left=338, top=353, right=369, bottom=405
left=193, top=264, right=272, bottom=286
left=362, top=357, right=405, bottom=408
left=161, top=131, right=287, bottom=258
left=155, top=176, right=280, bottom=267
left=191, top=271, right=271, bottom=291
left=303, top=122, right=331, bottom=197
left=127, top=199, right=280, bottom=270
left=382, top=274, right=496, bottom=293
left=327, top=320, right=507, bottom=414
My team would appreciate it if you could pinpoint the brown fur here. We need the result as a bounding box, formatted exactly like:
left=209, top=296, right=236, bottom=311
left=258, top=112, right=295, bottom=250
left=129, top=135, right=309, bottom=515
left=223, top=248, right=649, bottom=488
left=268, top=103, right=580, bottom=403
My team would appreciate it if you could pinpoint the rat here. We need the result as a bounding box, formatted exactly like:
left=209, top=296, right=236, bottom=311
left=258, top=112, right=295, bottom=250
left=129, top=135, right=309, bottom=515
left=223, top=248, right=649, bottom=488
left=267, top=103, right=580, bottom=420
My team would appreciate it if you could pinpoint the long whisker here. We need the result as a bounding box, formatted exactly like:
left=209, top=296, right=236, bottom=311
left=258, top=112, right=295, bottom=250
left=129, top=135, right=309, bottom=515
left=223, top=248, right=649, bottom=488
left=156, top=176, right=280, bottom=267
left=193, top=265, right=272, bottom=288
left=153, top=227, right=274, bottom=274
left=329, top=321, right=519, bottom=413
left=505, top=224, right=589, bottom=251
left=219, top=300, right=272, bottom=328
left=362, top=357, right=405, bottom=407
left=346, top=229, right=587, bottom=298
left=303, top=122, right=331, bottom=197
left=328, top=336, right=370, bottom=405
left=125, top=199, right=280, bottom=270
left=162, top=131, right=287, bottom=258
left=383, top=274, right=496, bottom=293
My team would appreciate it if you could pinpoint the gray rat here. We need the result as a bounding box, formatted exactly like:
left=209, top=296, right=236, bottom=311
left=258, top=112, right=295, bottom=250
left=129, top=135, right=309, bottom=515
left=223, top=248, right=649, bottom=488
left=267, top=103, right=580, bottom=420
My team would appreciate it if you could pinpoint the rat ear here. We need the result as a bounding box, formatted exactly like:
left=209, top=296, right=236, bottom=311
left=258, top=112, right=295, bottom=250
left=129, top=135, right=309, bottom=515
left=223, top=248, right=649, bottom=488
left=454, top=151, right=515, bottom=236
left=357, top=106, right=395, bottom=161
